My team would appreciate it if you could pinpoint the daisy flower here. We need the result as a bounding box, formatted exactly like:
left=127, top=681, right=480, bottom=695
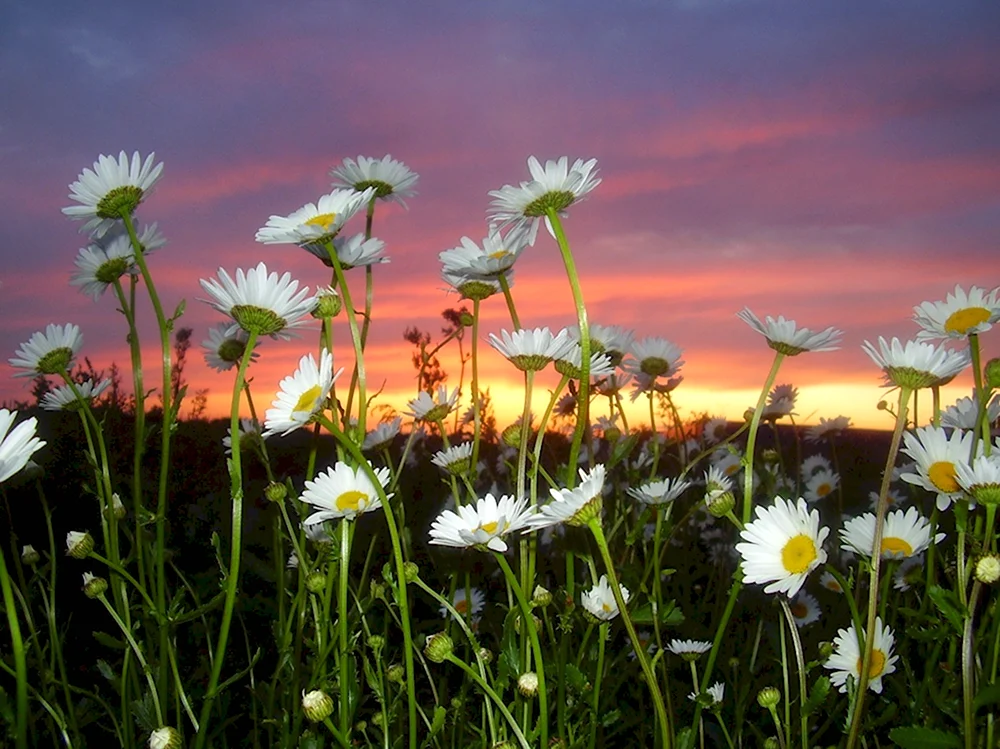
left=711, top=449, right=744, bottom=480
left=789, top=591, right=821, bottom=627
left=431, top=443, right=474, bottom=475
left=913, top=284, right=1000, bottom=340
left=0, top=410, right=45, bottom=483
left=627, top=477, right=692, bottom=507
left=330, top=154, right=419, bottom=207
left=10, top=323, right=83, bottom=377
left=441, top=270, right=506, bottom=302
left=439, top=225, right=531, bottom=280
left=955, top=454, right=1000, bottom=506
left=801, top=454, right=833, bottom=478
left=441, top=587, right=485, bottom=622
left=736, top=497, right=830, bottom=598
left=737, top=308, right=842, bottom=355
left=629, top=373, right=683, bottom=402
left=763, top=384, right=798, bottom=421
left=704, top=464, right=734, bottom=503
left=702, top=417, right=729, bottom=446
left=623, top=337, right=685, bottom=380
left=62, top=151, right=164, bottom=237
left=302, top=233, right=388, bottom=269
left=223, top=418, right=264, bottom=455
left=200, top=262, right=316, bottom=339
left=689, top=682, right=725, bottom=707
left=868, top=489, right=906, bottom=512
left=862, top=337, right=970, bottom=390
left=804, top=468, right=840, bottom=504
left=407, top=386, right=460, bottom=423
left=263, top=350, right=341, bottom=437
left=202, top=324, right=258, bottom=372
left=900, top=425, right=978, bottom=510
left=942, top=393, right=1000, bottom=431
left=819, top=570, right=844, bottom=594
left=527, top=465, right=606, bottom=529
left=806, top=416, right=851, bottom=443
left=893, top=554, right=925, bottom=592
left=840, top=506, right=943, bottom=559
left=429, top=492, right=536, bottom=553
left=40, top=378, right=111, bottom=411
left=301, top=461, right=390, bottom=523
left=593, top=371, right=634, bottom=398
left=362, top=417, right=402, bottom=452
left=581, top=574, right=629, bottom=621
left=489, top=327, right=574, bottom=372
left=71, top=223, right=166, bottom=301
left=255, top=188, right=375, bottom=246
left=553, top=344, right=615, bottom=380
left=667, top=639, right=712, bottom=658
left=825, top=617, right=898, bottom=694
left=488, top=156, right=601, bottom=245
left=572, top=324, right=635, bottom=367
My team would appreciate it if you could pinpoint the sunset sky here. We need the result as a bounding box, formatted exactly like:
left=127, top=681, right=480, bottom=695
left=1, top=0, right=998, bottom=431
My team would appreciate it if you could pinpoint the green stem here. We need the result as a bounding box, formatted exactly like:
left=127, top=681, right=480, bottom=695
left=325, top=241, right=368, bottom=437
left=338, top=519, right=352, bottom=736
left=589, top=622, right=608, bottom=749
left=0, top=547, right=27, bottom=749
left=779, top=600, right=809, bottom=749
left=97, top=593, right=163, bottom=726
left=743, top=352, right=786, bottom=525
left=445, top=654, right=531, bottom=749
left=498, top=273, right=521, bottom=330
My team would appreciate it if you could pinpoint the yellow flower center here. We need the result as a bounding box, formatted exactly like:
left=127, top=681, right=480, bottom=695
left=477, top=520, right=499, bottom=535
left=928, top=461, right=959, bottom=493
left=790, top=602, right=808, bottom=618
left=335, top=490, right=368, bottom=512
left=816, top=483, right=832, bottom=497
left=602, top=602, right=613, bottom=613
left=489, top=249, right=511, bottom=261
left=305, top=212, right=337, bottom=231
left=944, top=306, right=990, bottom=335
left=857, top=649, right=887, bottom=679
left=881, top=536, right=913, bottom=557
left=454, top=599, right=468, bottom=614
left=724, top=463, right=740, bottom=477
left=293, top=384, right=323, bottom=414
left=781, top=534, right=818, bottom=574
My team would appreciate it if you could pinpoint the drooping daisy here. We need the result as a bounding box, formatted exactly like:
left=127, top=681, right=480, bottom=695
left=200, top=262, right=317, bottom=339
left=825, top=617, right=898, bottom=694
left=900, top=425, right=978, bottom=510
left=955, top=454, right=1000, bottom=506
left=804, top=468, right=840, bottom=504
left=862, top=337, right=970, bottom=390
left=301, top=461, right=391, bottom=524
left=255, top=188, right=375, bottom=246
left=488, top=156, right=601, bottom=245
left=572, top=324, right=635, bottom=367
left=913, top=284, right=1000, bottom=340
left=439, top=225, right=531, bottom=280
left=441, top=269, right=506, bottom=302
left=431, top=443, right=474, bottom=475
left=263, top=350, right=340, bottom=437
left=593, top=371, right=634, bottom=398
left=223, top=418, right=264, bottom=455
left=440, top=586, right=486, bottom=622
left=553, top=344, right=615, bottom=380
left=71, top=224, right=166, bottom=301
left=736, top=497, right=829, bottom=597
left=840, top=506, right=943, bottom=559
left=737, top=308, right=842, bottom=355
left=622, top=337, right=685, bottom=380
left=489, top=327, right=574, bottom=372
left=704, top=464, right=735, bottom=504
left=406, top=386, right=460, bottom=423
left=302, top=233, right=388, bottom=270
left=629, top=372, right=683, bottom=402
left=362, top=417, right=402, bottom=452
left=942, top=393, right=1000, bottom=431
left=527, top=464, right=606, bottom=529
left=330, top=154, right=419, bottom=207
left=62, top=151, right=164, bottom=237
left=789, top=591, right=821, bottom=627
left=689, top=682, right=725, bottom=706
left=806, top=416, right=851, bottom=443
left=801, top=454, right=833, bottom=478
left=580, top=574, right=629, bottom=621
left=40, top=378, right=111, bottom=411
left=627, top=477, right=692, bottom=507
left=0, top=410, right=45, bottom=483
left=429, top=492, right=536, bottom=553
left=893, top=554, right=925, bottom=591
left=10, top=323, right=83, bottom=378
left=202, top=324, right=258, bottom=372
left=667, top=639, right=712, bottom=658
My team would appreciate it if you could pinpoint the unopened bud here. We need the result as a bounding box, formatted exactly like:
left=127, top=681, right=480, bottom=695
left=976, top=554, right=1000, bottom=584
left=370, top=581, right=387, bottom=600
left=501, top=421, right=524, bottom=449
left=424, top=632, right=454, bottom=663
left=312, top=289, right=343, bottom=319
left=368, top=634, right=385, bottom=652
left=517, top=671, right=539, bottom=697
left=148, top=726, right=182, bottom=749
left=82, top=572, right=108, bottom=599
left=265, top=482, right=287, bottom=503
left=707, top=490, right=736, bottom=518
left=743, top=408, right=756, bottom=422
left=757, top=686, right=781, bottom=709
left=301, top=689, right=334, bottom=723
left=604, top=427, right=622, bottom=443
left=985, top=358, right=1000, bottom=390
left=763, top=739, right=780, bottom=749
left=818, top=641, right=835, bottom=660
left=386, top=663, right=405, bottom=684
left=761, top=448, right=781, bottom=465
left=477, top=647, right=494, bottom=666
left=459, top=311, right=475, bottom=327
left=306, top=572, right=327, bottom=594
left=403, top=562, right=419, bottom=583
left=531, top=585, right=552, bottom=608
left=66, top=531, right=93, bottom=559
left=106, top=493, right=126, bottom=520
left=21, top=545, right=40, bottom=566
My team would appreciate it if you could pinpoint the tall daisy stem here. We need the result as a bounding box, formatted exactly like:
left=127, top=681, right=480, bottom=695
left=0, top=547, right=27, bottom=749
left=779, top=599, right=809, bottom=749
left=588, top=519, right=671, bottom=747
left=743, top=352, right=786, bottom=524
left=845, top=385, right=911, bottom=749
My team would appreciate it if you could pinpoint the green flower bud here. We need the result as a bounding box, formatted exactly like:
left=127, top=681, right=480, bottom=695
left=265, top=481, right=287, bottom=503
left=370, top=581, right=387, bottom=600
left=459, top=311, right=475, bottom=327
left=531, top=585, right=553, bottom=608
left=66, top=531, right=94, bottom=559
left=763, top=739, right=779, bottom=749
left=424, top=632, right=454, bottom=663
left=148, top=726, right=182, bottom=749
left=985, top=358, right=1000, bottom=390
left=386, top=663, right=405, bottom=684
left=312, top=289, right=343, bottom=319
left=105, top=493, right=126, bottom=520
left=517, top=671, right=539, bottom=697
left=306, top=572, right=327, bottom=594
left=368, top=634, right=386, bottom=653
left=82, top=572, right=108, bottom=599
left=301, top=689, right=334, bottom=723
left=707, top=490, right=736, bottom=518
left=976, top=554, right=1000, bottom=584
left=818, top=641, right=835, bottom=660
left=21, top=545, right=40, bottom=566
left=477, top=647, right=494, bottom=666
left=757, top=686, right=781, bottom=709
left=403, top=562, right=419, bottom=583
